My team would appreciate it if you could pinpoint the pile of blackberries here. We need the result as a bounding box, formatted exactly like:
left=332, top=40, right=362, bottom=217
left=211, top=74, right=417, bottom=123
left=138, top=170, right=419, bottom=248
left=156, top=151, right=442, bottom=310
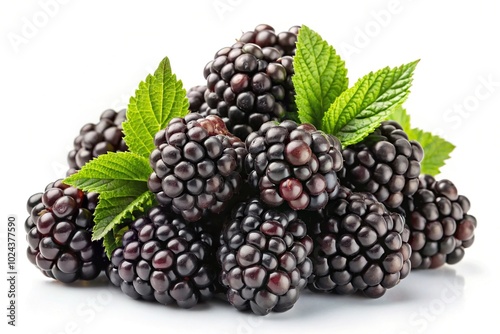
left=24, top=24, right=476, bottom=317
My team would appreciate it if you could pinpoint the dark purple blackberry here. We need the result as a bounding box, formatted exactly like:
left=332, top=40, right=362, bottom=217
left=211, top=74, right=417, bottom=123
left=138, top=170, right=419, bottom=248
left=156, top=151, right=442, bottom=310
left=199, top=24, right=299, bottom=140
left=244, top=120, right=343, bottom=211
left=25, top=179, right=103, bottom=283
left=305, top=187, right=411, bottom=298
left=148, top=113, right=247, bottom=222
left=217, top=198, right=313, bottom=315
left=67, top=108, right=127, bottom=175
left=340, top=121, right=423, bottom=210
left=105, top=206, right=218, bottom=309
left=404, top=175, right=476, bottom=269
left=187, top=85, right=209, bottom=114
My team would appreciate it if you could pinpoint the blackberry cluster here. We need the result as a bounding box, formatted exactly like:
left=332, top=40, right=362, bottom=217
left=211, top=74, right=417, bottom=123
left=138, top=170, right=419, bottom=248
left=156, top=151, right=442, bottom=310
left=106, top=206, right=218, bottom=308
left=67, top=108, right=127, bottom=175
left=199, top=24, right=299, bottom=140
left=404, top=175, right=476, bottom=269
left=25, top=179, right=104, bottom=283
left=147, top=113, right=247, bottom=222
left=306, top=187, right=411, bottom=298
left=340, top=121, right=423, bottom=210
left=244, top=120, right=343, bottom=211
left=217, top=198, right=313, bottom=315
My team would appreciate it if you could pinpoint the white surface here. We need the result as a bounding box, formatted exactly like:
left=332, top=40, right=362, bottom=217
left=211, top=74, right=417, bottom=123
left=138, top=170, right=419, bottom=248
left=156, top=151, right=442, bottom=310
left=1, top=0, right=499, bottom=333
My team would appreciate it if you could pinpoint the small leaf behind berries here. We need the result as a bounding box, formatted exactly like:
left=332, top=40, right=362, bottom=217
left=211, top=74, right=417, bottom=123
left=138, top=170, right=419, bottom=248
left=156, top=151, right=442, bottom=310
left=389, top=106, right=455, bottom=176
left=103, top=224, right=130, bottom=258
left=93, top=188, right=155, bottom=241
left=63, top=152, right=152, bottom=194
left=388, top=104, right=411, bottom=132
left=293, top=25, right=348, bottom=129
left=123, top=56, right=189, bottom=158
left=322, top=60, right=419, bottom=146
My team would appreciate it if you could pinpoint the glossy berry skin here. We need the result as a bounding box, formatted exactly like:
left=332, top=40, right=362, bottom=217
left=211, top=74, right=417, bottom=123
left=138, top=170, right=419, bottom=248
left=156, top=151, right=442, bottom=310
left=67, top=108, right=127, bottom=175
left=25, top=179, right=103, bottom=283
left=305, top=187, right=411, bottom=298
left=198, top=24, right=299, bottom=140
left=244, top=120, right=343, bottom=211
left=403, top=175, right=476, bottom=269
left=187, top=85, right=209, bottom=114
left=148, top=113, right=247, bottom=222
left=340, top=121, right=423, bottom=210
left=217, top=198, right=313, bottom=315
left=106, top=206, right=218, bottom=309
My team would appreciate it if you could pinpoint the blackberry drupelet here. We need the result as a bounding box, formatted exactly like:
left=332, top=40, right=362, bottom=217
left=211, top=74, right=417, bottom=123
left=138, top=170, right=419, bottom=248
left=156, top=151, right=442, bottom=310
left=67, top=108, right=127, bottom=175
left=404, top=175, right=476, bottom=269
left=340, top=120, right=424, bottom=210
left=187, top=85, right=209, bottom=114
left=244, top=120, right=343, bottom=211
left=199, top=24, right=299, bottom=140
left=306, top=187, right=411, bottom=298
left=147, top=113, right=247, bottom=222
left=106, top=206, right=218, bottom=308
left=25, top=179, right=103, bottom=283
left=217, top=198, right=313, bottom=315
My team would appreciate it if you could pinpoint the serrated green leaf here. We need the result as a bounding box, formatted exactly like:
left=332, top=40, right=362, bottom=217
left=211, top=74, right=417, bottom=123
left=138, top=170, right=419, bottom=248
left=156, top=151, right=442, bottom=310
left=103, top=224, right=130, bottom=259
left=322, top=60, right=419, bottom=146
left=92, top=188, right=155, bottom=241
left=293, top=25, right=348, bottom=129
left=388, top=107, right=455, bottom=176
left=409, top=128, right=455, bottom=176
left=63, top=152, right=152, bottom=194
left=123, top=56, right=189, bottom=158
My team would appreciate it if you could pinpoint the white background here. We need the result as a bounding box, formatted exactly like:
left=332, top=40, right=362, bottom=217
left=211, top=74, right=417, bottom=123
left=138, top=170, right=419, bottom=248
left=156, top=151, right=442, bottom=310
left=1, top=0, right=500, bottom=333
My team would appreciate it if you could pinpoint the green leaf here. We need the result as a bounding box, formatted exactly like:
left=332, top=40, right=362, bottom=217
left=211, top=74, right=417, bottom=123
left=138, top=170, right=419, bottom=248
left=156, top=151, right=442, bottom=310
left=322, top=60, right=419, bottom=147
left=103, top=225, right=130, bottom=259
left=123, top=56, right=189, bottom=158
left=63, top=152, right=152, bottom=194
left=410, top=128, right=455, bottom=176
left=388, top=104, right=411, bottom=132
left=389, top=107, right=455, bottom=176
left=293, top=25, right=348, bottom=129
left=92, top=188, right=155, bottom=241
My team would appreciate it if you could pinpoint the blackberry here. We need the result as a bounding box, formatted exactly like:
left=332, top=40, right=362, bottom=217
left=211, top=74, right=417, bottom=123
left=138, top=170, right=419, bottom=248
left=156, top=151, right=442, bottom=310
left=199, top=24, right=299, bottom=140
left=147, top=113, right=247, bottom=222
left=404, top=175, right=476, bottom=269
left=217, top=198, right=313, bottom=315
left=187, top=85, right=208, bottom=114
left=306, top=187, right=411, bottom=298
left=25, top=179, right=104, bottom=283
left=67, top=108, right=127, bottom=175
left=244, top=120, right=343, bottom=211
left=105, top=206, right=218, bottom=309
left=340, top=120, right=424, bottom=210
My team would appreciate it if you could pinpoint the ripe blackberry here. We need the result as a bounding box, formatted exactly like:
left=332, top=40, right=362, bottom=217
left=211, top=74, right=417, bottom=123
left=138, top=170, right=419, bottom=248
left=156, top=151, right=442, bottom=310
left=217, top=198, right=313, bottom=315
left=200, top=24, right=299, bottom=140
left=25, top=179, right=103, bottom=283
left=244, top=120, right=343, bottom=211
left=67, top=108, right=127, bottom=175
left=187, top=85, right=209, bottom=114
left=147, top=113, right=247, bottom=222
left=306, top=187, right=411, bottom=298
left=404, top=175, right=476, bottom=269
left=340, top=121, right=423, bottom=210
left=105, top=206, right=218, bottom=309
